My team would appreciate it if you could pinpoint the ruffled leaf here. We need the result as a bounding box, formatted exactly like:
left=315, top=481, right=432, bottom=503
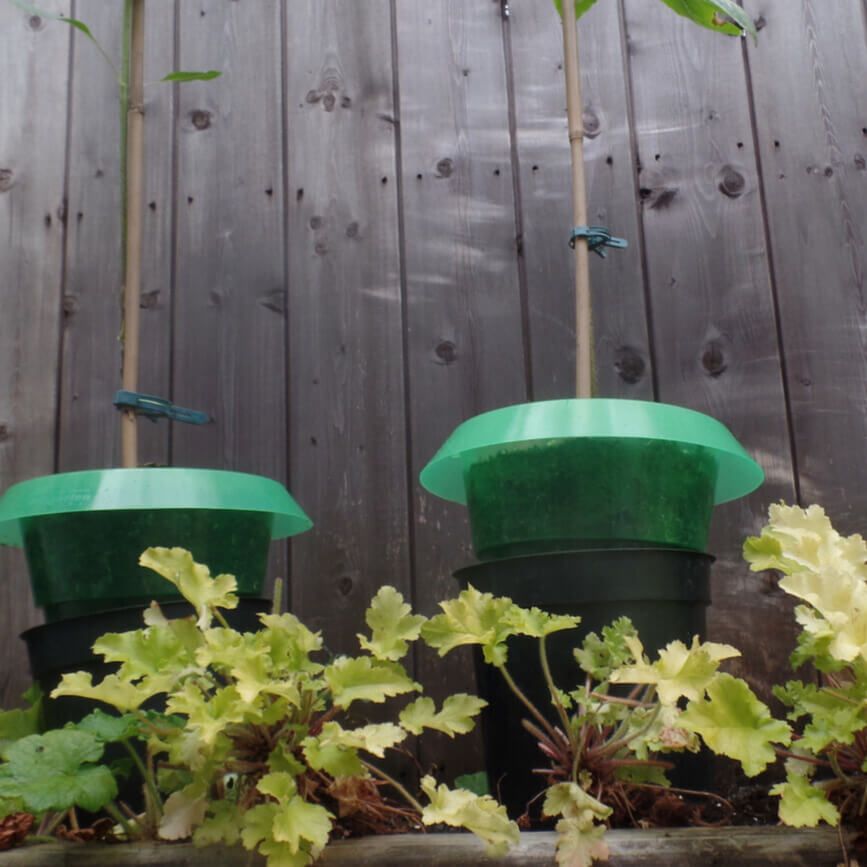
left=357, top=586, right=425, bottom=662
left=771, top=773, right=840, bottom=827
left=399, top=694, right=487, bottom=737
left=324, top=656, right=419, bottom=708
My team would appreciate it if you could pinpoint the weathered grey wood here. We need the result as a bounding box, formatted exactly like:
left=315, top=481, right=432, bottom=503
left=172, top=0, right=287, bottom=582
left=621, top=1, right=799, bottom=699
left=284, top=1, right=411, bottom=651
left=1, top=828, right=849, bottom=866
left=0, top=1, right=70, bottom=707
left=508, top=0, right=654, bottom=399
left=58, top=0, right=174, bottom=470
left=741, top=1, right=867, bottom=533
left=395, top=0, right=528, bottom=780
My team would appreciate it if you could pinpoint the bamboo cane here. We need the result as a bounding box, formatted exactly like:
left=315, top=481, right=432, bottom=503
left=561, top=0, right=594, bottom=398
left=120, top=0, right=145, bottom=467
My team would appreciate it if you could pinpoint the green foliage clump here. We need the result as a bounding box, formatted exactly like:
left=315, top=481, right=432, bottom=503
left=38, top=547, right=517, bottom=866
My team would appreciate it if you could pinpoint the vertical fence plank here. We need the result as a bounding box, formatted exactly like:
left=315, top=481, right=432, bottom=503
left=395, top=0, right=527, bottom=780
left=743, top=0, right=867, bottom=531
left=508, top=0, right=653, bottom=400
left=58, top=1, right=174, bottom=470
left=173, top=0, right=287, bottom=581
left=285, top=1, right=411, bottom=648
left=622, top=1, right=798, bottom=699
left=0, top=1, right=70, bottom=707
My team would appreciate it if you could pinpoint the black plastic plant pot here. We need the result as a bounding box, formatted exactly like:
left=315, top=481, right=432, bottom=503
left=22, top=597, right=270, bottom=730
left=454, top=547, right=712, bottom=818
left=0, top=468, right=312, bottom=621
left=421, top=399, right=763, bottom=559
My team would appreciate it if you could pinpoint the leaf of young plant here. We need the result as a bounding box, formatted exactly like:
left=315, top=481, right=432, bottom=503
left=454, top=771, right=490, bottom=797
left=258, top=838, right=315, bottom=867
left=771, top=773, right=840, bottom=827
left=241, top=802, right=279, bottom=851
left=357, top=586, right=426, bottom=662
left=610, top=635, right=739, bottom=705
left=502, top=606, right=581, bottom=639
left=552, top=816, right=610, bottom=867
left=657, top=0, right=756, bottom=39
left=75, top=709, right=140, bottom=743
left=159, top=784, right=207, bottom=840
left=574, top=617, right=638, bottom=682
left=0, top=690, right=42, bottom=753
left=400, top=694, right=487, bottom=737
left=324, top=656, right=419, bottom=708
left=258, top=612, right=324, bottom=672
left=679, top=673, right=791, bottom=776
left=551, top=0, right=599, bottom=21
left=0, top=730, right=117, bottom=813
left=258, top=772, right=298, bottom=802
left=542, top=781, right=612, bottom=823
left=271, top=796, right=333, bottom=855
left=51, top=671, right=159, bottom=713
left=161, top=70, right=222, bottom=82
left=420, top=775, right=519, bottom=857
left=421, top=585, right=522, bottom=666
left=301, top=738, right=366, bottom=779
left=140, top=547, right=239, bottom=628
left=316, top=721, right=406, bottom=758
left=193, top=799, right=244, bottom=847
left=166, top=683, right=247, bottom=745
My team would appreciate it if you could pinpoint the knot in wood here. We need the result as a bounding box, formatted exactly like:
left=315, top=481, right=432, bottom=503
left=582, top=110, right=601, bottom=139
left=190, top=109, right=212, bottom=130
left=701, top=340, right=727, bottom=377
left=338, top=576, right=353, bottom=596
left=0, top=169, right=12, bottom=193
left=718, top=166, right=745, bottom=198
left=614, top=347, right=645, bottom=384
left=0, top=424, right=9, bottom=443
left=28, top=15, right=44, bottom=30
left=345, top=221, right=360, bottom=239
left=434, top=340, right=457, bottom=365
left=435, top=158, right=454, bottom=178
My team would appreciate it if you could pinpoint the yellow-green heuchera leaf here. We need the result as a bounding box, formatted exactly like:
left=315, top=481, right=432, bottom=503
left=315, top=721, right=406, bottom=758
left=324, top=656, right=419, bottom=708
left=357, top=585, right=426, bottom=661
left=140, top=547, right=239, bottom=628
left=542, top=783, right=613, bottom=867
left=610, top=634, right=739, bottom=705
left=745, top=504, right=867, bottom=665
left=421, top=586, right=525, bottom=666
left=51, top=671, right=159, bottom=713
left=771, top=773, right=840, bottom=827
left=680, top=673, right=791, bottom=776
left=420, top=775, right=519, bottom=857
left=400, top=694, right=487, bottom=737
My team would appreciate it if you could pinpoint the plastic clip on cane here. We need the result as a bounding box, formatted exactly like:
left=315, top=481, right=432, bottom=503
left=569, top=226, right=628, bottom=258
left=113, top=390, right=211, bottom=425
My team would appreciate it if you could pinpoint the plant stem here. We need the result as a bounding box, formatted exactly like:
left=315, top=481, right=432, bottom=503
left=561, top=0, right=593, bottom=397
left=363, top=761, right=425, bottom=816
left=539, top=636, right=575, bottom=745
left=120, top=0, right=146, bottom=467
left=104, top=801, right=138, bottom=840
left=121, top=738, right=163, bottom=824
left=496, top=662, right=562, bottom=744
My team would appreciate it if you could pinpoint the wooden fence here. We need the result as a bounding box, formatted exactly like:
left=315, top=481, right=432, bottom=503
left=1, top=0, right=866, bottom=780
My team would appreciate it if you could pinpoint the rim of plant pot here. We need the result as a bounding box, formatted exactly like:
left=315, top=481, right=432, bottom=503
left=419, top=398, right=763, bottom=505
left=0, top=467, right=312, bottom=546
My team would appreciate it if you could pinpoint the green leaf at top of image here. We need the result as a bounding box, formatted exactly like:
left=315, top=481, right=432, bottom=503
left=552, top=0, right=599, bottom=21
left=0, top=729, right=117, bottom=814
left=658, top=0, right=757, bottom=40
left=161, top=70, right=222, bottom=83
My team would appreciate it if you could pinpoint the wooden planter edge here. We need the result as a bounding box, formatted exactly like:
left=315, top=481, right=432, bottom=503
left=0, top=827, right=849, bottom=866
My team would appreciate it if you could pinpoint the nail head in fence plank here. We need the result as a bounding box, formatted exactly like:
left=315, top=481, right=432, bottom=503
left=395, top=0, right=528, bottom=781
left=0, top=0, right=70, bottom=706
left=285, top=0, right=411, bottom=655
left=622, top=1, right=799, bottom=719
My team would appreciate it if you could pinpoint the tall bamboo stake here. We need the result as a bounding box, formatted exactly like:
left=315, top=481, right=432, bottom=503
left=120, top=0, right=145, bottom=467
left=561, top=0, right=594, bottom=399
